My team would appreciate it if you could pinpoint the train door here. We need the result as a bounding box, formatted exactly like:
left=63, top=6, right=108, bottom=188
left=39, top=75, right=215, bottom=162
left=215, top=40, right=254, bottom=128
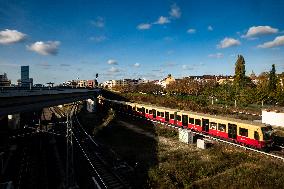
left=228, top=123, right=237, bottom=139
left=153, top=109, right=156, bottom=118
left=142, top=107, right=145, bottom=116
left=165, top=112, right=169, bottom=122
left=174, top=112, right=177, bottom=125
left=202, top=118, right=209, bottom=132
left=182, top=115, right=188, bottom=127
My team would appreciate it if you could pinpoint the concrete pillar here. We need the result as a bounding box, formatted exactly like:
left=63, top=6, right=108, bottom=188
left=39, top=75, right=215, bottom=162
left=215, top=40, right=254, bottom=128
left=179, top=128, right=197, bottom=144
left=86, top=98, right=96, bottom=113
left=7, top=114, right=21, bottom=130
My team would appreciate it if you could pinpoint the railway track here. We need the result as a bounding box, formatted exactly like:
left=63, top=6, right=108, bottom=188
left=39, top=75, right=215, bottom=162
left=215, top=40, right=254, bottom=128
left=117, top=110, right=284, bottom=162
left=61, top=104, right=130, bottom=189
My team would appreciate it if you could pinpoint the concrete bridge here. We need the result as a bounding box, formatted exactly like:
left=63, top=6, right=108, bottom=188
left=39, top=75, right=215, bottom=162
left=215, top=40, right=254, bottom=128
left=0, top=88, right=100, bottom=116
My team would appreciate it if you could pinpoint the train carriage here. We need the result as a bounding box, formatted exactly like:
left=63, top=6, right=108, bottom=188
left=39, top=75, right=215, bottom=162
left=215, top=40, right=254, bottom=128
left=199, top=113, right=272, bottom=148
left=144, top=104, right=156, bottom=120
left=155, top=107, right=173, bottom=123
left=135, top=104, right=144, bottom=116
left=155, top=107, right=165, bottom=122
left=163, top=107, right=178, bottom=125
left=174, top=111, right=184, bottom=127
left=207, top=116, right=228, bottom=138
left=144, top=104, right=159, bottom=121
left=146, top=106, right=179, bottom=124
left=178, top=111, right=204, bottom=131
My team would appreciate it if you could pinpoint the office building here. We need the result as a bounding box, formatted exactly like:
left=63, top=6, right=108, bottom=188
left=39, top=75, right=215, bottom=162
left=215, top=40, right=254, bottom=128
left=19, top=66, right=33, bottom=87
left=0, top=73, right=11, bottom=86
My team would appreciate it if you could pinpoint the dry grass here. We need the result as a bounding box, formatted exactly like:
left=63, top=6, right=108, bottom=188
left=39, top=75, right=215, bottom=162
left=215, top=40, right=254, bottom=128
left=148, top=139, right=284, bottom=189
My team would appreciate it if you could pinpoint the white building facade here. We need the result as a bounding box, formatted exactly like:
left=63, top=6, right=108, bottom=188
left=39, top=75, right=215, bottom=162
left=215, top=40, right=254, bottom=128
left=262, top=110, right=284, bottom=127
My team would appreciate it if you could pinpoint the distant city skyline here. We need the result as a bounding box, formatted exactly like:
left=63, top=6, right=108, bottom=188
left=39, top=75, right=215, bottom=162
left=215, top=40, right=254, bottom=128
left=1, top=0, right=284, bottom=84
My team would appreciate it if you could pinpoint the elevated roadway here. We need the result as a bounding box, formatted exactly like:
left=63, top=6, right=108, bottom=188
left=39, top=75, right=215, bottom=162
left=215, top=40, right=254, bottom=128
left=0, top=88, right=100, bottom=116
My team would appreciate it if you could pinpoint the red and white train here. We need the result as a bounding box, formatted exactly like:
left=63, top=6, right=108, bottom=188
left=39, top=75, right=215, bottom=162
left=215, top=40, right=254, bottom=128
left=103, top=99, right=274, bottom=149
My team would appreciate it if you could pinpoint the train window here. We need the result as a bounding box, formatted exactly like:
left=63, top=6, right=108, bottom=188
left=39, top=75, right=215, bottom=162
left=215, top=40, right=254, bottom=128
left=176, top=115, right=181, bottom=121
left=146, top=109, right=148, bottom=113
left=210, top=122, right=217, bottom=130
left=218, top=123, right=226, bottom=132
left=182, top=115, right=188, bottom=122
left=195, top=119, right=201, bottom=126
left=170, top=114, right=174, bottom=119
left=161, top=112, right=164, bottom=117
left=132, top=107, right=135, bottom=111
left=254, top=131, right=259, bottom=140
left=239, top=128, right=248, bottom=137
left=149, top=110, right=153, bottom=114
left=157, top=111, right=161, bottom=116
left=189, top=118, right=194, bottom=124
left=142, top=107, right=145, bottom=113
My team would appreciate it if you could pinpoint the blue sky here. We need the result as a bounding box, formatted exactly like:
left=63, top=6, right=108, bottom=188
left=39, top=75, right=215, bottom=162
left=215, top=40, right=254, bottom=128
left=0, top=0, right=284, bottom=84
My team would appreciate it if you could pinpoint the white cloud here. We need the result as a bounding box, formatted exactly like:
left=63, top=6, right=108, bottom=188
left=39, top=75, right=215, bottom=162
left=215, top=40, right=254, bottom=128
left=182, top=65, right=193, bottom=70
left=169, top=4, right=181, bottom=19
left=208, top=25, right=213, bottom=31
left=154, top=16, right=170, bottom=25
left=108, top=67, right=120, bottom=73
left=187, top=28, right=196, bottom=34
left=208, top=53, right=224, bottom=58
left=37, top=62, right=52, bottom=69
left=107, top=59, right=118, bottom=65
left=243, top=26, right=278, bottom=38
left=0, top=62, right=20, bottom=67
left=27, top=41, right=60, bottom=55
left=257, top=35, right=284, bottom=48
left=152, top=68, right=164, bottom=74
left=167, top=50, right=174, bottom=55
left=163, top=36, right=175, bottom=41
left=60, top=63, right=71, bottom=67
left=165, top=62, right=177, bottom=67
left=137, top=23, right=151, bottom=30
left=89, top=35, right=107, bottom=42
left=133, top=62, right=140, bottom=67
left=0, top=29, right=26, bottom=44
left=217, top=37, right=241, bottom=48
left=91, top=17, right=105, bottom=28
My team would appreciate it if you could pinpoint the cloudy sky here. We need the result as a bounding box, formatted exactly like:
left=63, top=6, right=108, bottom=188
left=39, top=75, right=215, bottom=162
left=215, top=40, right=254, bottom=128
left=0, top=0, right=284, bottom=84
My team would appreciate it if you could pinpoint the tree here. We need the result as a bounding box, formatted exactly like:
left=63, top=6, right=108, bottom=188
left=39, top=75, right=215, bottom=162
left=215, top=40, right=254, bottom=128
left=234, top=55, right=246, bottom=88
left=268, top=64, right=277, bottom=91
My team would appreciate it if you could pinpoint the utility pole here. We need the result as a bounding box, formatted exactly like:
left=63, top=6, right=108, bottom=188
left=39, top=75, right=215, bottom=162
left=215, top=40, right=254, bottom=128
left=65, top=107, right=76, bottom=188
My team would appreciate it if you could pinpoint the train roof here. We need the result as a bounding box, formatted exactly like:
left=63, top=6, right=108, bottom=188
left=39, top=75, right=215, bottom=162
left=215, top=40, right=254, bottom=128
left=136, top=101, right=266, bottom=127
left=106, top=99, right=266, bottom=127
left=179, top=110, right=265, bottom=127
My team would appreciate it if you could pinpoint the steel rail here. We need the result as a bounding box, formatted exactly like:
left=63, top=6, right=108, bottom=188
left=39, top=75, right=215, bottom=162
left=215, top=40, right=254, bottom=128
left=72, top=103, right=129, bottom=189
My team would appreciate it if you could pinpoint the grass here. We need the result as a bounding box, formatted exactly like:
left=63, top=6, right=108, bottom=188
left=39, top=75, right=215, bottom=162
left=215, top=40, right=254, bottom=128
left=148, top=140, right=284, bottom=189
